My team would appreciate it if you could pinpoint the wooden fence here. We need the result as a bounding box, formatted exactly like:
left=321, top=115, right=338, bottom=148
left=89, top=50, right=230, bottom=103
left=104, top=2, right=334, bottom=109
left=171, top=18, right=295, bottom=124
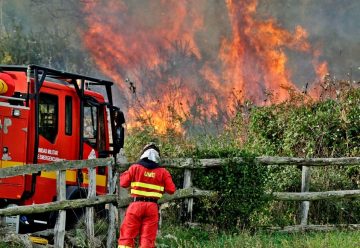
left=165, top=156, right=360, bottom=231
left=0, top=157, right=213, bottom=247
left=0, top=156, right=359, bottom=247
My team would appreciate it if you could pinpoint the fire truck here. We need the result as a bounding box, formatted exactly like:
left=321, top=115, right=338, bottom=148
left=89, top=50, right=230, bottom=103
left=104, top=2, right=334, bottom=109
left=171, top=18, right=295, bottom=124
left=0, top=65, right=125, bottom=232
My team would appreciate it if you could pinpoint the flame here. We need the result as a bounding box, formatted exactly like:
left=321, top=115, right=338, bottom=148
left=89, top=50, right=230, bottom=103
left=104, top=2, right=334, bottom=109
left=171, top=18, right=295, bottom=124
left=312, top=49, right=329, bottom=79
left=82, top=0, right=328, bottom=134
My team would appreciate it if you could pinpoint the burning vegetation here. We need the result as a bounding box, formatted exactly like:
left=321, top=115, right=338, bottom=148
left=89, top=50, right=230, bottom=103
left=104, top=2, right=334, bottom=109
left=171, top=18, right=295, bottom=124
left=82, top=0, right=331, bottom=134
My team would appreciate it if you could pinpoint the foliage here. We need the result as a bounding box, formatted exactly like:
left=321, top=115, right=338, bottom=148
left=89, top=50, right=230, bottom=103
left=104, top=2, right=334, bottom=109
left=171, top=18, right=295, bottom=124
left=192, top=151, right=269, bottom=229
left=245, top=86, right=359, bottom=158
left=0, top=229, right=32, bottom=248
left=0, top=241, right=22, bottom=248
left=124, top=126, right=191, bottom=162
left=0, top=243, right=17, bottom=248
left=234, top=85, right=360, bottom=226
left=0, top=25, right=95, bottom=74
left=65, top=214, right=109, bottom=248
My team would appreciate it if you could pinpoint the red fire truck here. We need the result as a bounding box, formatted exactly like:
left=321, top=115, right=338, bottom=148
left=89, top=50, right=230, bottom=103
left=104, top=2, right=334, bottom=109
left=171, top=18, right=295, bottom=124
left=0, top=65, right=125, bottom=232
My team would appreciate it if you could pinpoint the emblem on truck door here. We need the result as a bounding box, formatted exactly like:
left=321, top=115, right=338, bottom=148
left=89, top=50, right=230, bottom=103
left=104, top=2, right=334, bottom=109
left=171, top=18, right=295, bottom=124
left=2, top=147, right=12, bottom=160
left=3, top=118, right=12, bottom=134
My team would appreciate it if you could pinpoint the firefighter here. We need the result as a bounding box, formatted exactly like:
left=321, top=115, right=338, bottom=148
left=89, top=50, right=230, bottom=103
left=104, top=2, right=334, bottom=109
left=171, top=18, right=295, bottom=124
left=118, top=143, right=176, bottom=248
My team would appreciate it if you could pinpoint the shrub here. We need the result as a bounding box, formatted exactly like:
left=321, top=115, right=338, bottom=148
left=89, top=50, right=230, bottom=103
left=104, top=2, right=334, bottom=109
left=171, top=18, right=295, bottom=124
left=241, top=86, right=360, bottom=226
left=190, top=148, right=269, bottom=229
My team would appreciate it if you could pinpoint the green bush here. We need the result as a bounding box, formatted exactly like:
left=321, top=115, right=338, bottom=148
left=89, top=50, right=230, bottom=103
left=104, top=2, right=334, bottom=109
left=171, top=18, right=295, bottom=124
left=246, top=88, right=360, bottom=158
left=241, top=87, right=360, bottom=226
left=189, top=146, right=269, bottom=229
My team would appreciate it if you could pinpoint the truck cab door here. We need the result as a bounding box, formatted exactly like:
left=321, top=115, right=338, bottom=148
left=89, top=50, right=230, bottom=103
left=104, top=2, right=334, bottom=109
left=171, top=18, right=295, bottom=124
left=0, top=105, right=29, bottom=200
left=83, top=103, right=99, bottom=160
left=81, top=101, right=108, bottom=193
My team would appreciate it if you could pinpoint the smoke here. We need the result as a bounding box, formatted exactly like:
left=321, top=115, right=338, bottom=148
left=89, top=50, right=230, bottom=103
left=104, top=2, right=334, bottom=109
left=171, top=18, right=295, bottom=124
left=258, top=0, right=360, bottom=81
left=3, top=0, right=359, bottom=82
left=79, top=0, right=360, bottom=132
left=3, top=0, right=359, bottom=132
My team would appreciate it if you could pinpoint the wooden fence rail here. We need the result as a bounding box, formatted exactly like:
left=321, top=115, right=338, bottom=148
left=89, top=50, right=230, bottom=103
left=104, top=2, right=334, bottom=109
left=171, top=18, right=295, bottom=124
left=1, top=157, right=359, bottom=178
left=0, top=156, right=359, bottom=246
left=0, top=188, right=213, bottom=217
left=273, top=190, right=360, bottom=201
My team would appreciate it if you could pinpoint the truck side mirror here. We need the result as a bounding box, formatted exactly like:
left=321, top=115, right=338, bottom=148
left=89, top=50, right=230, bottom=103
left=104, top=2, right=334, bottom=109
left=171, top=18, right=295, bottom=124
left=113, top=110, right=125, bottom=154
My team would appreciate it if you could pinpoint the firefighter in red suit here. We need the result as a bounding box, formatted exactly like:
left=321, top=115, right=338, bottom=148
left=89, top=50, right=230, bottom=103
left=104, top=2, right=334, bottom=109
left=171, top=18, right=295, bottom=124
left=118, top=143, right=176, bottom=248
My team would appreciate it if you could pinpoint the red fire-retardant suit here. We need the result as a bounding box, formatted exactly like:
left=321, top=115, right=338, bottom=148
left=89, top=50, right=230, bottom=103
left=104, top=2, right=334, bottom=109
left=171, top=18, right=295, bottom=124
left=118, top=145, right=176, bottom=248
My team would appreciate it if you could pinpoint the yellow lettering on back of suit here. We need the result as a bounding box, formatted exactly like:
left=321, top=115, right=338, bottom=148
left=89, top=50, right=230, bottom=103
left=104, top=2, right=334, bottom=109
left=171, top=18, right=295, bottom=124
left=144, top=171, right=155, bottom=178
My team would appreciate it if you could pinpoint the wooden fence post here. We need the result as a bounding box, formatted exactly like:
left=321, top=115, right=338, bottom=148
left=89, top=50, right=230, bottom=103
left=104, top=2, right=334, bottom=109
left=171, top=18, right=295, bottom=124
left=117, top=154, right=128, bottom=226
left=183, top=169, right=193, bottom=223
left=116, top=152, right=128, bottom=244
left=86, top=168, right=96, bottom=247
left=106, top=162, right=118, bottom=248
left=300, top=166, right=311, bottom=225
left=54, top=170, right=66, bottom=248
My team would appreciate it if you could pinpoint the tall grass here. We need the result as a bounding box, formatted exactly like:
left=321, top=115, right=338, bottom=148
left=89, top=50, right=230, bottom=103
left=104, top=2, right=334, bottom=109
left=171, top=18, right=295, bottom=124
left=1, top=229, right=359, bottom=248
left=157, top=226, right=360, bottom=248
